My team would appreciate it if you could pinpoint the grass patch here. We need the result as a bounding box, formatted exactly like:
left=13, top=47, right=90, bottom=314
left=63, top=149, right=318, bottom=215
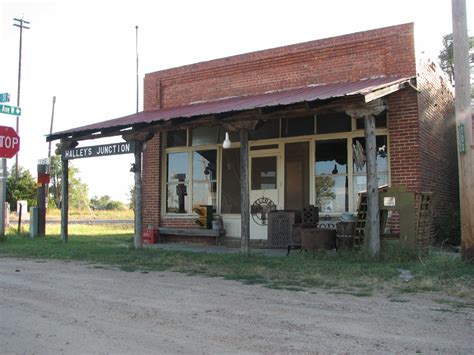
left=0, top=226, right=472, bottom=298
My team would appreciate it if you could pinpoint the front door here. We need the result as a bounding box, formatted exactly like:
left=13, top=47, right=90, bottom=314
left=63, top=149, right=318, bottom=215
left=249, top=153, right=282, bottom=239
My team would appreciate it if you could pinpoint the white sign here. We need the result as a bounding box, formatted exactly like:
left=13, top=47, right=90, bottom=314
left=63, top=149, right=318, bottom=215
left=384, top=197, right=396, bottom=207
left=38, top=158, right=50, bottom=165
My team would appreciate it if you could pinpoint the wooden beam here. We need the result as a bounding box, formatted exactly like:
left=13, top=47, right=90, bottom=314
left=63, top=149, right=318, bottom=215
left=240, top=129, right=250, bottom=255
left=363, top=82, right=407, bottom=103
left=60, top=157, right=69, bottom=243
left=223, top=120, right=259, bottom=132
left=345, top=99, right=386, bottom=118
left=364, top=114, right=380, bottom=257
left=122, top=131, right=154, bottom=142
left=453, top=0, right=474, bottom=262
left=133, top=141, right=143, bottom=249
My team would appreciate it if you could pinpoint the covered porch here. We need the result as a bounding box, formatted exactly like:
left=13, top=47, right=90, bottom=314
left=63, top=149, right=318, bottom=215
left=47, top=76, right=415, bottom=255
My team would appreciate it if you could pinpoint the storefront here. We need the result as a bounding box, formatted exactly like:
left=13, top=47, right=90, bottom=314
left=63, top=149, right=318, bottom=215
left=47, top=23, right=457, bottom=247
left=162, top=111, right=390, bottom=238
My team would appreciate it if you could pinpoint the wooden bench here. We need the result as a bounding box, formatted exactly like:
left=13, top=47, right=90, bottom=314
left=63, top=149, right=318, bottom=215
left=158, top=227, right=224, bottom=245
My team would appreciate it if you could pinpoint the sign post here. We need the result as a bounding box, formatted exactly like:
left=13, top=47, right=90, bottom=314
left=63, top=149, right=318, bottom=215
left=59, top=141, right=136, bottom=243
left=37, top=158, right=50, bottom=236
left=0, top=159, right=6, bottom=239
left=0, top=126, right=20, bottom=239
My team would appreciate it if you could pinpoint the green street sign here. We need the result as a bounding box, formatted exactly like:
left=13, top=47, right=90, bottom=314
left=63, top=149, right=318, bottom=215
left=0, top=93, right=10, bottom=103
left=0, top=104, right=21, bottom=116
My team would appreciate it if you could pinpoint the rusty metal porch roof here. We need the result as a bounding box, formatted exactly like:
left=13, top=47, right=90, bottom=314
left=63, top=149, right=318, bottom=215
left=47, top=76, right=413, bottom=142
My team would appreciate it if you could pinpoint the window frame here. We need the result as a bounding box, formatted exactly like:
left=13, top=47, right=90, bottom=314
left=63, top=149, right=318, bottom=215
left=162, top=112, right=390, bottom=218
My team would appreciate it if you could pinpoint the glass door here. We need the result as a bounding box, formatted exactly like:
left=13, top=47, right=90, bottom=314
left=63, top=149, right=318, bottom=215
left=249, top=154, right=281, bottom=239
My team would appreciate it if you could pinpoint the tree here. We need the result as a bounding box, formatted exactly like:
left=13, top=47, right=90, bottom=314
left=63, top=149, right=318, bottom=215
left=49, top=155, right=62, bottom=208
left=6, top=167, right=37, bottom=211
left=48, top=155, right=90, bottom=210
left=438, top=33, right=474, bottom=85
left=90, top=195, right=127, bottom=210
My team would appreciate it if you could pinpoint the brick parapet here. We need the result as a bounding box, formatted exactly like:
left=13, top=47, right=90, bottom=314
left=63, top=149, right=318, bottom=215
left=144, top=23, right=415, bottom=110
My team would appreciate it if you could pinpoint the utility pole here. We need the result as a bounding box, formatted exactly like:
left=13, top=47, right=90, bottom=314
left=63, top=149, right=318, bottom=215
left=48, top=96, right=56, bottom=159
left=13, top=17, right=30, bottom=178
left=452, top=0, right=473, bottom=262
left=135, top=25, right=139, bottom=113
left=45, top=96, right=56, bottom=211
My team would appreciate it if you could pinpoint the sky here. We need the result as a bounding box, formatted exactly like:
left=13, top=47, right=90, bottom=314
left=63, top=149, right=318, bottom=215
left=0, top=0, right=472, bottom=203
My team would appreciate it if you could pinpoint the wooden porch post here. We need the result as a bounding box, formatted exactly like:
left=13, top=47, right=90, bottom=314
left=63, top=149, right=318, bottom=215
left=347, top=100, right=385, bottom=258
left=240, top=129, right=250, bottom=255
left=60, top=157, right=68, bottom=243
left=364, top=114, right=380, bottom=257
left=133, top=141, right=143, bottom=249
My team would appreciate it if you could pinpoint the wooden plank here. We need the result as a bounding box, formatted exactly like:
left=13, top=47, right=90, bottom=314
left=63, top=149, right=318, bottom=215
left=363, top=82, right=405, bottom=103
left=60, top=158, right=68, bottom=243
left=133, top=141, right=143, bottom=249
left=453, top=0, right=474, bottom=262
left=364, top=114, right=380, bottom=257
left=240, top=129, right=250, bottom=255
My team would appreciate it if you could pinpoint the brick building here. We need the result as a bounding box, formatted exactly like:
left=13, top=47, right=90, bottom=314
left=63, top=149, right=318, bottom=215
left=48, top=23, right=458, bottom=245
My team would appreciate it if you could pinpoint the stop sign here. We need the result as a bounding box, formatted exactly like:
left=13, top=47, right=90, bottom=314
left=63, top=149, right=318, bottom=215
left=0, top=126, right=20, bottom=159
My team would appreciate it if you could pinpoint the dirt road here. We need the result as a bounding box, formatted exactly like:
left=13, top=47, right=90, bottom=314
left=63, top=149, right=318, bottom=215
left=0, top=258, right=472, bottom=354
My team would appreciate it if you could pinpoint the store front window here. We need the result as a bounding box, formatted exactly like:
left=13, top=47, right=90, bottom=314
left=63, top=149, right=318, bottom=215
left=352, top=135, right=389, bottom=207
left=163, top=112, right=390, bottom=217
left=166, top=149, right=217, bottom=213
left=315, top=139, right=348, bottom=213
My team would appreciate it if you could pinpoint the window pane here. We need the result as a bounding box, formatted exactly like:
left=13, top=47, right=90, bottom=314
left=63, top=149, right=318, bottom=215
left=221, top=148, right=241, bottom=214
left=249, top=120, right=279, bottom=140
left=251, top=156, right=277, bottom=190
left=166, top=130, right=187, bottom=147
left=315, top=175, right=348, bottom=213
left=353, top=174, right=388, bottom=210
left=192, top=182, right=217, bottom=211
left=191, top=127, right=218, bottom=146
left=352, top=136, right=388, bottom=173
left=167, top=152, right=189, bottom=182
left=193, top=150, right=217, bottom=181
left=316, top=113, right=351, bottom=134
left=166, top=183, right=188, bottom=213
left=281, top=116, right=314, bottom=137
left=315, top=139, right=347, bottom=175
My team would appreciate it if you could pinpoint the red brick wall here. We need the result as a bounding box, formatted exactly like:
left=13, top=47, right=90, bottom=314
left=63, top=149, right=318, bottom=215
left=142, top=23, right=418, bottom=229
left=416, top=58, right=457, bottom=237
left=387, top=89, right=423, bottom=192
left=142, top=133, right=161, bottom=228
left=144, top=23, right=416, bottom=110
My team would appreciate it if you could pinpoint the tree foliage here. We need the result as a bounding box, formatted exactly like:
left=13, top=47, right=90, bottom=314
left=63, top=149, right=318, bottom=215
left=438, top=33, right=474, bottom=84
left=6, top=167, right=37, bottom=211
left=48, top=155, right=90, bottom=210
left=90, top=195, right=127, bottom=210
